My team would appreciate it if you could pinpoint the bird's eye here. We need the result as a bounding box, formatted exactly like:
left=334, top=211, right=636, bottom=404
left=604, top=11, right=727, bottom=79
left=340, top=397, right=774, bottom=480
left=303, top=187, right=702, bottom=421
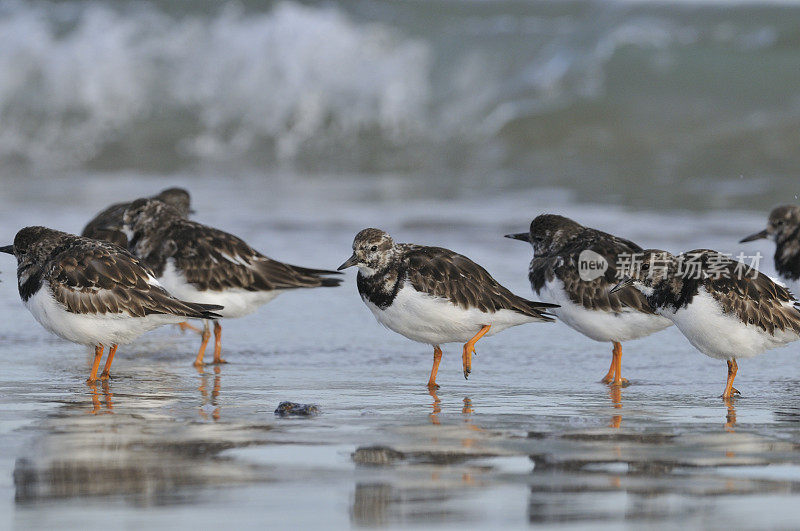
left=370, top=245, right=378, bottom=252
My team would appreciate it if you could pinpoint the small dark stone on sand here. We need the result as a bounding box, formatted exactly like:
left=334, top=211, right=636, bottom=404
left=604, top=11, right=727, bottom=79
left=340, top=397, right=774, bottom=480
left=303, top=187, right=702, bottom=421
left=352, top=446, right=405, bottom=466
left=274, top=401, right=320, bottom=417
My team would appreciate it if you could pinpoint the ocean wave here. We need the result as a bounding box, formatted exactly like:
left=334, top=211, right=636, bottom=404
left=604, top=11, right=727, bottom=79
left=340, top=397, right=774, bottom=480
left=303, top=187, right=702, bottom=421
left=0, top=1, right=431, bottom=168
left=0, top=0, right=798, bottom=182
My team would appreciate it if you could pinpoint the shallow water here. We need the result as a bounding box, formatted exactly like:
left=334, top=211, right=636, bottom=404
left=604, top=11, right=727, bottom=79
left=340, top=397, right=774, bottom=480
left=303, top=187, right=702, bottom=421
left=1, top=173, right=800, bottom=529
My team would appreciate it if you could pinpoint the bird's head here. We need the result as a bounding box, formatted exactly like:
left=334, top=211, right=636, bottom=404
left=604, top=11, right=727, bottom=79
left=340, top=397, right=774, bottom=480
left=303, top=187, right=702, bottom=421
left=741, top=205, right=800, bottom=245
left=338, top=228, right=396, bottom=276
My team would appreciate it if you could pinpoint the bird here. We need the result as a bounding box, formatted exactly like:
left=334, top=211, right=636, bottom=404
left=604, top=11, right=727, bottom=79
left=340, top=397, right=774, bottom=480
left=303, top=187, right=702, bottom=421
left=82, top=187, right=193, bottom=248
left=337, top=228, right=558, bottom=389
left=83, top=187, right=198, bottom=334
left=0, top=226, right=223, bottom=384
left=611, top=248, right=800, bottom=399
left=740, top=205, right=800, bottom=295
left=505, top=214, right=672, bottom=386
left=122, top=198, right=343, bottom=366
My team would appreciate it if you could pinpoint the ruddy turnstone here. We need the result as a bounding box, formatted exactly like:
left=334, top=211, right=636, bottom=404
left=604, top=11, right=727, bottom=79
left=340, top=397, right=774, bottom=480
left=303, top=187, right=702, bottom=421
left=82, top=187, right=192, bottom=248
left=122, top=198, right=343, bottom=366
left=741, top=205, right=800, bottom=294
left=611, top=249, right=800, bottom=399
left=0, top=226, right=223, bottom=383
left=506, top=215, right=672, bottom=385
left=337, top=228, right=558, bottom=388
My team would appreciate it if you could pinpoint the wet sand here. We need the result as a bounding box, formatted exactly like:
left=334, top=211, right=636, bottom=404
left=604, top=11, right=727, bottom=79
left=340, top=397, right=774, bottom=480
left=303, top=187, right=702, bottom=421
left=2, top=176, right=800, bottom=529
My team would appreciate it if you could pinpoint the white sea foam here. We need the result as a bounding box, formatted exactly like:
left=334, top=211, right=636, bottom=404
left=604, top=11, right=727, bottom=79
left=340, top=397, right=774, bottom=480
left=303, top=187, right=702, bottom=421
left=0, top=1, right=431, bottom=167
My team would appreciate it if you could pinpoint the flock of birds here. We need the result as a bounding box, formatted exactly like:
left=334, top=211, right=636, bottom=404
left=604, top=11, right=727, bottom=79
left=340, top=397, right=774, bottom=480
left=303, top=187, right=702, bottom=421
left=1, top=187, right=799, bottom=401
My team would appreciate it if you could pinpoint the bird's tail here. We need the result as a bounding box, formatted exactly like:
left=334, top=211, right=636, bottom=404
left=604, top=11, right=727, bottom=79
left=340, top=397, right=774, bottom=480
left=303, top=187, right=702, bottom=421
left=266, top=262, right=344, bottom=288
left=182, top=301, right=224, bottom=320
left=521, top=299, right=559, bottom=320
left=290, top=265, right=344, bottom=287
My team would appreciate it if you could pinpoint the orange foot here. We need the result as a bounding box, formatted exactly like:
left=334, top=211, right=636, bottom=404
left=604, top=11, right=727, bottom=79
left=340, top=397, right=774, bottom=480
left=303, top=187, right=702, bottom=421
left=609, top=378, right=630, bottom=387
left=722, top=387, right=741, bottom=398
left=210, top=358, right=228, bottom=365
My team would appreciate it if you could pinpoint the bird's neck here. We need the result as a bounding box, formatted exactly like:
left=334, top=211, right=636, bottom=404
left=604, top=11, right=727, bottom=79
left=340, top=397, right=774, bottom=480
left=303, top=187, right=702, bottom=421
left=357, top=266, right=403, bottom=310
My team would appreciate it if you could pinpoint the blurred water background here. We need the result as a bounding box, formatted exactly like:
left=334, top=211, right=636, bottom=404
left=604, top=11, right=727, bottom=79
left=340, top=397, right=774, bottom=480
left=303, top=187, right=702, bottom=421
left=1, top=0, right=799, bottom=210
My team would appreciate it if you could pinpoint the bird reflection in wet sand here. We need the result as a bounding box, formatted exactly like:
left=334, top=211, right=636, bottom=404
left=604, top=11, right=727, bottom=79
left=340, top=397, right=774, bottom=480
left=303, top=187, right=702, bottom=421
left=608, top=386, right=622, bottom=429
left=199, top=365, right=222, bottom=421
left=725, top=398, right=737, bottom=432
left=88, top=381, right=114, bottom=415
left=462, top=397, right=473, bottom=416
left=428, top=387, right=441, bottom=425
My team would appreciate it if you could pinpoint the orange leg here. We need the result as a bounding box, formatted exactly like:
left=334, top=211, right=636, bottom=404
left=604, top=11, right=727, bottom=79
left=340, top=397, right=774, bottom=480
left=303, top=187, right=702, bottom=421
left=611, top=342, right=629, bottom=387
left=722, top=359, right=740, bottom=399
left=179, top=321, right=203, bottom=334
left=462, top=325, right=491, bottom=380
left=193, top=321, right=212, bottom=367
left=427, top=346, right=443, bottom=389
left=600, top=342, right=617, bottom=383
left=212, top=320, right=226, bottom=364
left=99, top=344, right=118, bottom=380
left=87, top=344, right=104, bottom=384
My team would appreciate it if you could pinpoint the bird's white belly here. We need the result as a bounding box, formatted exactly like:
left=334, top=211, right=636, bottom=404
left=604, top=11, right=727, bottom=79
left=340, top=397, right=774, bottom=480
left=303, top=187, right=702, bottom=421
left=663, top=287, right=799, bottom=360
left=539, top=278, right=671, bottom=342
left=25, top=286, right=181, bottom=346
left=160, top=259, right=281, bottom=319
left=364, top=284, right=537, bottom=345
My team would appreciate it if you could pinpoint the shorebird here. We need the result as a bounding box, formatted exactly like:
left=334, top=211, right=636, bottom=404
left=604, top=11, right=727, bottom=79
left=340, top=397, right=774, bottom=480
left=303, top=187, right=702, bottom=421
left=0, top=226, right=222, bottom=383
left=83, top=187, right=197, bottom=333
left=506, top=214, right=671, bottom=385
left=612, top=248, right=800, bottom=399
left=82, top=187, right=192, bottom=248
left=338, top=228, right=558, bottom=388
left=741, top=205, right=800, bottom=295
left=122, top=198, right=343, bottom=366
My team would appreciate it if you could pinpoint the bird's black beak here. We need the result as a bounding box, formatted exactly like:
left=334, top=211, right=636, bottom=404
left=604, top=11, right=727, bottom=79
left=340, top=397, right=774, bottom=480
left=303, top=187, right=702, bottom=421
left=609, top=276, right=633, bottom=294
left=504, top=232, right=530, bottom=242
left=337, top=253, right=358, bottom=271
left=0, top=245, right=13, bottom=255
left=188, top=208, right=197, bottom=215
left=739, top=229, right=768, bottom=243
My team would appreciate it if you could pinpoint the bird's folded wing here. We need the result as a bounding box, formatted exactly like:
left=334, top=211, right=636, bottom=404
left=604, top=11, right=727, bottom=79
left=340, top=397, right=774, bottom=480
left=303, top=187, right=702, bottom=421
left=170, top=223, right=338, bottom=291
left=49, top=244, right=212, bottom=318
left=404, top=245, right=546, bottom=315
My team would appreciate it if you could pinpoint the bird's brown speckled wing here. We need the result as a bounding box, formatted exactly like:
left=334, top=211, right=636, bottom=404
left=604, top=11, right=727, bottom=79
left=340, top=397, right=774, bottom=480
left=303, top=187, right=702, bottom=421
left=167, top=222, right=341, bottom=292
left=47, top=239, right=220, bottom=318
left=531, top=230, right=657, bottom=314
left=691, top=250, right=800, bottom=335
left=403, top=245, right=556, bottom=319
